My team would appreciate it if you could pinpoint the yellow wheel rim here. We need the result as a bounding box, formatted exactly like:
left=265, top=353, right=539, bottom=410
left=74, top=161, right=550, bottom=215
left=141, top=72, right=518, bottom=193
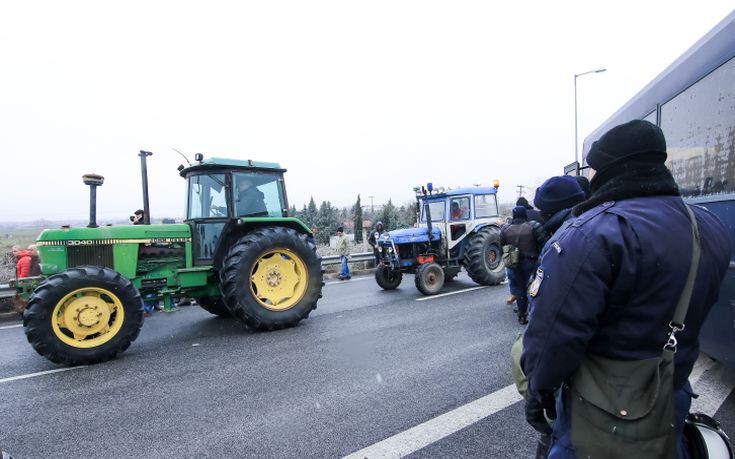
left=250, top=249, right=309, bottom=311
left=51, top=287, right=125, bottom=349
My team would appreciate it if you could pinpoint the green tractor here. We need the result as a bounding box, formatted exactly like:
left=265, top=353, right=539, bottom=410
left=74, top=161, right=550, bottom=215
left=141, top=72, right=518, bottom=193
left=15, top=152, right=323, bottom=365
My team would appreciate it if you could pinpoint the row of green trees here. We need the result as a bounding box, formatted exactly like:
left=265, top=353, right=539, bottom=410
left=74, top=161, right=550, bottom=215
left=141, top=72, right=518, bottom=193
left=289, top=195, right=418, bottom=245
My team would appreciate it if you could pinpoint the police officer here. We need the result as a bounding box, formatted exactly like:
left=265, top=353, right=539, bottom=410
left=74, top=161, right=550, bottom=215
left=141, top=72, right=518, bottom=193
left=521, top=120, right=730, bottom=458
left=533, top=176, right=586, bottom=240
left=500, top=206, right=545, bottom=324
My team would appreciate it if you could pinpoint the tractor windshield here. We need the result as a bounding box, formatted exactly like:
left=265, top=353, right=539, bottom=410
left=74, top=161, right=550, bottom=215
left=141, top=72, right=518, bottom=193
left=188, top=174, right=228, bottom=219
left=232, top=171, right=287, bottom=218
left=419, top=200, right=446, bottom=223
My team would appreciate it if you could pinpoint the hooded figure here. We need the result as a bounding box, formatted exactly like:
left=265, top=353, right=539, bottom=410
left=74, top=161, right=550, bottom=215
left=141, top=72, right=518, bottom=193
left=534, top=176, right=586, bottom=239
left=516, top=197, right=544, bottom=224
left=500, top=206, right=545, bottom=324
left=368, top=221, right=385, bottom=265
left=521, top=120, right=731, bottom=458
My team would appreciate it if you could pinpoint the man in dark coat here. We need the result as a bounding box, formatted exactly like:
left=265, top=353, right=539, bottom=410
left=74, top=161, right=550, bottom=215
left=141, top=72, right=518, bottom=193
left=500, top=206, right=545, bottom=324
left=516, top=196, right=544, bottom=224
left=533, top=176, right=586, bottom=240
left=521, top=120, right=731, bottom=458
left=367, top=221, right=385, bottom=265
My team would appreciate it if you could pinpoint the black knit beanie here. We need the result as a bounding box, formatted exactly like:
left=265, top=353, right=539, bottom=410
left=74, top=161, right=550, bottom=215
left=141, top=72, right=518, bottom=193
left=512, top=206, right=527, bottom=220
left=586, top=119, right=667, bottom=173
left=534, top=176, right=586, bottom=214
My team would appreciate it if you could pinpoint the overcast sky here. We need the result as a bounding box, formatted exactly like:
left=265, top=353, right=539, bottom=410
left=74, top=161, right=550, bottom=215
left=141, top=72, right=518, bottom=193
left=1, top=1, right=733, bottom=222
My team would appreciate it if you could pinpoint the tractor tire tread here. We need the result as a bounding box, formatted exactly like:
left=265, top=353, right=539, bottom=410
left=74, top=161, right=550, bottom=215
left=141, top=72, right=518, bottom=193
left=219, top=227, right=322, bottom=331
left=23, top=266, right=143, bottom=365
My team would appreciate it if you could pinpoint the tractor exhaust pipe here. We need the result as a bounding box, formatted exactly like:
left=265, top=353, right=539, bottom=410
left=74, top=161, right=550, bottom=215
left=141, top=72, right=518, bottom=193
left=82, top=174, right=105, bottom=228
left=139, top=150, right=153, bottom=225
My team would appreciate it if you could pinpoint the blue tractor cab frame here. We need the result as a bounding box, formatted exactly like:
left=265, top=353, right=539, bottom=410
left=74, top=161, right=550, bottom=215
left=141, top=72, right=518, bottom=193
left=375, top=182, right=506, bottom=295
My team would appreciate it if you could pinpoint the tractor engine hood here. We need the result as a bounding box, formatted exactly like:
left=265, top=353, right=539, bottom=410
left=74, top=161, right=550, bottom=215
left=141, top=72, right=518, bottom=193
left=381, top=227, right=442, bottom=245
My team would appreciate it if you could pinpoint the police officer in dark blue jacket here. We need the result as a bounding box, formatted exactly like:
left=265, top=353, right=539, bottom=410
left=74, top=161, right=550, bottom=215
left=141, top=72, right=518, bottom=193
left=521, top=120, right=731, bottom=458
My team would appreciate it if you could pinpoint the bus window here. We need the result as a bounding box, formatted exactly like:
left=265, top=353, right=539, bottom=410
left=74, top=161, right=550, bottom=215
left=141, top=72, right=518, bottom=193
left=661, top=56, right=735, bottom=198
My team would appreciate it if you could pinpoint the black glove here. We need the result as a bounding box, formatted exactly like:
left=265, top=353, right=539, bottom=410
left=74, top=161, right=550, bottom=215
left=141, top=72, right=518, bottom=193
left=525, top=391, right=557, bottom=435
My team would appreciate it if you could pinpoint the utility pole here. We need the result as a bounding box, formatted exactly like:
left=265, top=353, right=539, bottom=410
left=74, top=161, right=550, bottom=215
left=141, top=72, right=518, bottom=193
left=368, top=195, right=375, bottom=213
left=516, top=185, right=525, bottom=198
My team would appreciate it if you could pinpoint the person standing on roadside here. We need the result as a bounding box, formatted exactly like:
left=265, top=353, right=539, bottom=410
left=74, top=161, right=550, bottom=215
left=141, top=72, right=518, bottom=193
left=336, top=227, right=351, bottom=280
left=14, top=245, right=31, bottom=279
left=368, top=221, right=385, bottom=265
left=521, top=120, right=731, bottom=458
left=501, top=206, right=544, bottom=325
left=27, top=244, right=41, bottom=276
left=516, top=196, right=545, bottom=224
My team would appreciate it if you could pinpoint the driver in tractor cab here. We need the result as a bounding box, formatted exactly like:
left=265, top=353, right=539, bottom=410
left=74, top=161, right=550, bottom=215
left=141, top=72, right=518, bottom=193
left=235, top=177, right=267, bottom=217
left=451, top=202, right=463, bottom=220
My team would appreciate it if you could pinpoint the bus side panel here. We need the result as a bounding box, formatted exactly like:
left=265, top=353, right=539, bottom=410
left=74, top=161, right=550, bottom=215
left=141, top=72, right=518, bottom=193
left=695, top=199, right=735, bottom=367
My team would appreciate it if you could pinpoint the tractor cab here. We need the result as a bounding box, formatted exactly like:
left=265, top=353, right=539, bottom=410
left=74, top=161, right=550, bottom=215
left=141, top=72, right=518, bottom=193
left=416, top=186, right=500, bottom=253
left=180, top=157, right=290, bottom=263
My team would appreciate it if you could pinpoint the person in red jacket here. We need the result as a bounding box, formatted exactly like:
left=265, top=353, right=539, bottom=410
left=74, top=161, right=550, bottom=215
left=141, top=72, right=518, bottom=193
left=14, top=246, right=31, bottom=278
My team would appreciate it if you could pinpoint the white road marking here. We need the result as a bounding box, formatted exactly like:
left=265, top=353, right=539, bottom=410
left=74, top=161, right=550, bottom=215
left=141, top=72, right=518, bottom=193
left=415, top=286, right=488, bottom=301
left=0, top=366, right=88, bottom=384
left=344, top=354, right=734, bottom=459
left=689, top=354, right=717, bottom=385
left=0, top=324, right=23, bottom=330
left=342, top=384, right=521, bottom=459
left=325, top=277, right=374, bottom=286
left=691, top=361, right=735, bottom=415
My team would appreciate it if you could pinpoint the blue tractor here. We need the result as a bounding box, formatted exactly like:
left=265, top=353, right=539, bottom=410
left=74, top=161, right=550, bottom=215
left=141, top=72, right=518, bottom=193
left=375, top=183, right=506, bottom=295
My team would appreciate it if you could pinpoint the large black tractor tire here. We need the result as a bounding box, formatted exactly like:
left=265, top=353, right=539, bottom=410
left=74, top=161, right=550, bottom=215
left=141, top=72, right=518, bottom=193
left=415, top=262, right=445, bottom=295
left=23, top=266, right=143, bottom=365
left=375, top=266, right=403, bottom=290
left=219, top=226, right=323, bottom=331
left=463, top=226, right=506, bottom=286
left=197, top=296, right=231, bottom=317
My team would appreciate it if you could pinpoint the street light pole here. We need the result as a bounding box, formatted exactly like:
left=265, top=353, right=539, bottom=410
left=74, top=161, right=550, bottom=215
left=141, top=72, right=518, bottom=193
left=574, top=68, right=606, bottom=168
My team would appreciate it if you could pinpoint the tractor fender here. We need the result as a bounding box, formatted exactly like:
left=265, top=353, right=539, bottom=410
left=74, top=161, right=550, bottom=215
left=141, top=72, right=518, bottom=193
left=212, top=218, right=314, bottom=270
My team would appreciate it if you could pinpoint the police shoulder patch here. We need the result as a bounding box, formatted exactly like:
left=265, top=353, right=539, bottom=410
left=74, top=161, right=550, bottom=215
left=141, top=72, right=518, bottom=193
left=528, top=268, right=544, bottom=297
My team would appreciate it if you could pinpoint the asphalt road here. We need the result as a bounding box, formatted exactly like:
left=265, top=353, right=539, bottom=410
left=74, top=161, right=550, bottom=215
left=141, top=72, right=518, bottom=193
left=1, top=273, right=733, bottom=459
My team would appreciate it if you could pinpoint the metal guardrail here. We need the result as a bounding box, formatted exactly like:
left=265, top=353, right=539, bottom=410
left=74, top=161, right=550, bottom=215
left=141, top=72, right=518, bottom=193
left=0, top=283, right=15, bottom=299
left=321, top=251, right=374, bottom=266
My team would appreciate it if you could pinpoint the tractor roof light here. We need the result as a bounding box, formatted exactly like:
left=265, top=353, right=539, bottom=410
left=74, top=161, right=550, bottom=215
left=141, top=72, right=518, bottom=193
left=493, top=179, right=500, bottom=189
left=427, top=182, right=433, bottom=192
left=194, top=153, right=204, bottom=162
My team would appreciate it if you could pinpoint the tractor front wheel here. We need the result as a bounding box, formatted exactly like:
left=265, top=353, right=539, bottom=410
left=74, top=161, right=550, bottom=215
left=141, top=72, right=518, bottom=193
left=375, top=266, right=403, bottom=290
left=219, top=227, right=323, bottom=330
left=197, top=296, right=231, bottom=317
left=23, top=266, right=143, bottom=365
left=415, top=262, right=445, bottom=295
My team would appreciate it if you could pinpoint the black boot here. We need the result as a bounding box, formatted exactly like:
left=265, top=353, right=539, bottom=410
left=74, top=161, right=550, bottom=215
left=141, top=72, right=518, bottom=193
left=518, top=314, right=528, bottom=325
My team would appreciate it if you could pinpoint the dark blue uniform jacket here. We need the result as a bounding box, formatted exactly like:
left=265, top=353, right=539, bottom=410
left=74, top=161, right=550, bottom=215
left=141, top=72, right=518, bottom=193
left=522, top=196, right=730, bottom=393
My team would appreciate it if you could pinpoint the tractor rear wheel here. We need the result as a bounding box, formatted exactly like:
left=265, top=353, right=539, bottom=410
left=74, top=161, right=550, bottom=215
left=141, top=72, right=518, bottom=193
left=219, top=227, right=323, bottom=330
left=375, top=266, right=403, bottom=290
left=463, top=226, right=506, bottom=285
left=197, top=296, right=231, bottom=317
left=415, top=262, right=445, bottom=295
left=23, top=266, right=143, bottom=365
